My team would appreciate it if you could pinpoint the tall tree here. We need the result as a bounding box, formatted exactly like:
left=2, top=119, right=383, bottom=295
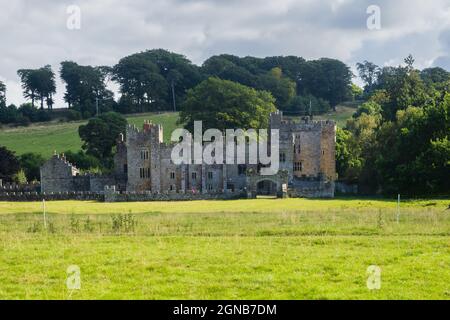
left=0, top=146, right=20, bottom=182
left=60, top=61, right=114, bottom=117
left=0, top=80, right=6, bottom=107
left=374, top=56, right=428, bottom=120
left=113, top=49, right=202, bottom=112
left=17, top=65, right=56, bottom=110
left=356, top=60, right=380, bottom=93
left=78, top=112, right=127, bottom=161
left=179, top=77, right=276, bottom=131
left=298, top=58, right=353, bottom=109
left=255, top=67, right=296, bottom=109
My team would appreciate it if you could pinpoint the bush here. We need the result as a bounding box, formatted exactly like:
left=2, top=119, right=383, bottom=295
left=67, top=110, right=82, bottom=121
left=19, top=153, right=46, bottom=182
left=64, top=150, right=102, bottom=170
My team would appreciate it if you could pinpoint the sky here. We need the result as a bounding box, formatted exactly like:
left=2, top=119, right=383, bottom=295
left=0, top=0, right=449, bottom=107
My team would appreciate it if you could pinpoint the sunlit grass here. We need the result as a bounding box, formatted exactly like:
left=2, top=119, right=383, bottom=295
left=0, top=198, right=449, bottom=299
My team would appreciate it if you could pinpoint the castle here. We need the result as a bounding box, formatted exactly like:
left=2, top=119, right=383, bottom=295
left=40, top=111, right=336, bottom=200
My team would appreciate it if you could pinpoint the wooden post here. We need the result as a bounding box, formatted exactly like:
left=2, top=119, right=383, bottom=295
left=43, top=199, right=47, bottom=230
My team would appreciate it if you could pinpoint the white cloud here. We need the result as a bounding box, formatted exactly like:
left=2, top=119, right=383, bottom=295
left=0, top=0, right=449, bottom=106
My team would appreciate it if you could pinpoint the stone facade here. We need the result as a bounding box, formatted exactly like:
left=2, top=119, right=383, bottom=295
left=40, top=111, right=336, bottom=200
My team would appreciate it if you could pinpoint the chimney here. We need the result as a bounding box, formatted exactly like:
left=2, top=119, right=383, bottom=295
left=143, top=120, right=151, bottom=132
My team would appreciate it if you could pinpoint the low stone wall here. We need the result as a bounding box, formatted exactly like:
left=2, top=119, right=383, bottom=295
left=104, top=190, right=245, bottom=202
left=0, top=181, right=40, bottom=193
left=288, top=181, right=335, bottom=198
left=335, top=181, right=358, bottom=194
left=0, top=192, right=103, bottom=202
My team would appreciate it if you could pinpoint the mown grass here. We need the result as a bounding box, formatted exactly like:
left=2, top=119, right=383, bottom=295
left=0, top=198, right=449, bottom=299
left=0, top=112, right=179, bottom=158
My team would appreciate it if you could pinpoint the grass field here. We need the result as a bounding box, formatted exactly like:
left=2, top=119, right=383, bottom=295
left=0, top=198, right=449, bottom=299
left=316, top=105, right=356, bottom=127
left=0, top=112, right=179, bottom=158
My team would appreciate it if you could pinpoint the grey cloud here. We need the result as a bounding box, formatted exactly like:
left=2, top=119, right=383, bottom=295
left=0, top=0, right=449, bottom=106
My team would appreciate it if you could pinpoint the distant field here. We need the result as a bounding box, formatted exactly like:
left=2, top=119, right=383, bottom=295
left=0, top=198, right=448, bottom=299
left=316, top=104, right=357, bottom=127
left=0, top=112, right=179, bottom=158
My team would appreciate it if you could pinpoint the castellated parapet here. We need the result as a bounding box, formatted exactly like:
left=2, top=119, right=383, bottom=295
left=40, top=111, right=336, bottom=200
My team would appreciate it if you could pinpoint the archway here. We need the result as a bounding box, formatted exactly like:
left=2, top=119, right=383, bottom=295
left=256, top=179, right=278, bottom=197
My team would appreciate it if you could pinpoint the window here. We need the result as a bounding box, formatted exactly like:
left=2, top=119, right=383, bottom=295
left=238, top=165, right=246, bottom=175
left=140, top=168, right=150, bottom=179
left=207, top=172, right=213, bottom=180
left=294, top=162, right=302, bottom=172
left=207, top=184, right=213, bottom=191
left=170, top=172, right=175, bottom=180
left=295, top=144, right=301, bottom=154
left=280, top=152, right=286, bottom=163
left=123, top=164, right=128, bottom=174
left=322, top=150, right=325, bottom=155
left=191, top=172, right=197, bottom=180
left=169, top=185, right=174, bottom=191
left=140, top=149, right=149, bottom=160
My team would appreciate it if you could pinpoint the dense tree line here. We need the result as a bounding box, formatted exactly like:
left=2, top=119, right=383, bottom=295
left=1, top=49, right=355, bottom=126
left=337, top=56, right=449, bottom=196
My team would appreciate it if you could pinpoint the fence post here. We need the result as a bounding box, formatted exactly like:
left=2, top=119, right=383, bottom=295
left=43, top=199, right=47, bottom=230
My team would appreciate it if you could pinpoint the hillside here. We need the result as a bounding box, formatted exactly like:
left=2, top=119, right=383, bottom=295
left=0, top=113, right=179, bottom=158
left=316, top=103, right=357, bottom=127
left=0, top=107, right=355, bottom=158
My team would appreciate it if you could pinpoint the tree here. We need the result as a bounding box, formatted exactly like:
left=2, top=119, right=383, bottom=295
left=64, top=150, right=101, bottom=171
left=420, top=67, right=450, bottom=89
left=285, top=94, right=331, bottom=115
left=17, top=69, right=39, bottom=108
left=0, top=146, right=20, bottom=182
left=17, top=65, right=56, bottom=110
left=202, top=55, right=258, bottom=87
left=78, top=112, right=127, bottom=162
left=179, top=77, right=276, bottom=131
left=60, top=61, right=115, bottom=117
left=370, top=56, right=429, bottom=121
left=255, top=67, right=297, bottom=109
left=298, top=58, right=353, bottom=109
left=351, top=83, right=364, bottom=101
left=0, top=80, right=5, bottom=107
left=353, top=101, right=382, bottom=118
left=335, top=127, right=362, bottom=183
left=113, top=53, right=167, bottom=111
left=356, top=60, right=380, bottom=93
left=19, top=153, right=45, bottom=182
left=113, top=49, right=202, bottom=112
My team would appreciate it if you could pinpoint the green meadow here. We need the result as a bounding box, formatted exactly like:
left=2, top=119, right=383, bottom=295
left=0, top=198, right=449, bottom=300
left=0, top=112, right=179, bottom=158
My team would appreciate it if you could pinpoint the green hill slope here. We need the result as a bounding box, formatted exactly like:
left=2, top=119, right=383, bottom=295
left=0, top=106, right=355, bottom=159
left=0, top=112, right=179, bottom=158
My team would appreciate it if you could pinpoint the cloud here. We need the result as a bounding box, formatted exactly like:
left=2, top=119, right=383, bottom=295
left=0, top=0, right=449, bottom=106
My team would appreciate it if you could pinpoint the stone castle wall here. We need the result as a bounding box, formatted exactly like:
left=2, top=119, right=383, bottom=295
left=36, top=110, right=337, bottom=201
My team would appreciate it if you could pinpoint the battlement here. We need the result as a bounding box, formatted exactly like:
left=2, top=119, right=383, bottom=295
left=48, top=152, right=80, bottom=174
left=126, top=120, right=163, bottom=143
left=270, top=110, right=335, bottom=132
